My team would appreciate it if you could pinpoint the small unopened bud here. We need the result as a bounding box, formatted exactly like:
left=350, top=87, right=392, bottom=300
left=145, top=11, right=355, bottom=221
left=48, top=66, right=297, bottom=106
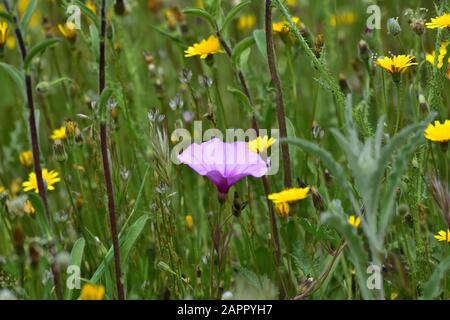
left=324, top=169, right=333, bottom=186
left=410, top=18, right=426, bottom=36
left=53, top=139, right=68, bottom=162
left=65, top=119, right=77, bottom=137
left=358, top=40, right=371, bottom=63
left=13, top=224, right=24, bottom=253
left=311, top=187, right=325, bottom=211
left=232, top=192, right=247, bottom=217
left=114, top=0, right=126, bottom=15
left=74, top=128, right=84, bottom=145
left=28, top=242, right=41, bottom=269
left=42, top=18, right=54, bottom=38
left=314, top=34, right=324, bottom=58
left=339, top=73, right=350, bottom=94
left=36, top=81, right=51, bottom=94
left=387, top=18, right=402, bottom=36
left=418, top=94, right=428, bottom=114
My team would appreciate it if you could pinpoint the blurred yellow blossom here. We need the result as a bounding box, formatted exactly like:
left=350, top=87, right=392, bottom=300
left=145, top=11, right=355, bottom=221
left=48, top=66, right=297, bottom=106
left=22, top=169, right=60, bottom=193
left=19, top=151, right=33, bottom=168
left=79, top=283, right=105, bottom=300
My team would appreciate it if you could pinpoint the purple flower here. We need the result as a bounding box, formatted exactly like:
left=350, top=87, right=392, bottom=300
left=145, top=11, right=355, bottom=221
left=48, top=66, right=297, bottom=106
left=177, top=138, right=268, bottom=194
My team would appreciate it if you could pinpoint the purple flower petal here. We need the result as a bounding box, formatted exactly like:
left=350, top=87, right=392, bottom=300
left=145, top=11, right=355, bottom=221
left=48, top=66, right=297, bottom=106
left=178, top=138, right=268, bottom=193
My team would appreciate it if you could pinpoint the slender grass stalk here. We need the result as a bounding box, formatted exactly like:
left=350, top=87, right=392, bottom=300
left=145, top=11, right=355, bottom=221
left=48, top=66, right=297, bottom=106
left=264, top=0, right=292, bottom=188
left=2, top=0, right=63, bottom=300
left=99, top=0, right=125, bottom=300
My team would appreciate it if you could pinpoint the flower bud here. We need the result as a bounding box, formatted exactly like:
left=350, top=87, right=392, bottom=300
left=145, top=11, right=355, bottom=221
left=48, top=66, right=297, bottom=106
left=36, top=81, right=51, bottom=94
left=311, top=187, right=325, bottom=211
left=418, top=94, right=428, bottom=114
left=387, top=18, right=402, bottom=36
left=53, top=139, right=68, bottom=162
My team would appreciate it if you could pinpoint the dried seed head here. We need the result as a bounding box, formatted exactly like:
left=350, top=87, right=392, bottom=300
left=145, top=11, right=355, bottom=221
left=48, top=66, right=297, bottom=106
left=53, top=139, right=68, bottom=162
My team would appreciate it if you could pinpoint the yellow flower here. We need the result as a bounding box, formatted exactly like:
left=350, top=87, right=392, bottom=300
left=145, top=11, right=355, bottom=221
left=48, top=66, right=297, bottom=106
left=10, top=178, right=22, bottom=196
left=434, top=229, right=450, bottom=242
left=0, top=21, right=8, bottom=47
left=19, top=150, right=33, bottom=168
left=426, top=13, right=450, bottom=29
left=58, top=22, right=77, bottom=41
left=196, top=0, right=204, bottom=8
left=185, top=215, right=194, bottom=230
left=426, top=41, right=450, bottom=69
left=65, top=119, right=77, bottom=137
left=424, top=120, right=450, bottom=143
left=268, top=187, right=310, bottom=218
left=237, top=15, right=256, bottom=31
left=275, top=202, right=290, bottom=218
left=22, top=169, right=61, bottom=193
left=348, top=215, right=361, bottom=228
left=79, top=283, right=105, bottom=300
left=0, top=186, right=5, bottom=193
left=24, top=200, right=36, bottom=216
left=272, top=16, right=301, bottom=34
left=18, top=0, right=40, bottom=27
left=248, top=135, right=276, bottom=153
left=330, top=12, right=356, bottom=28
left=86, top=0, right=97, bottom=15
left=6, top=35, right=15, bottom=49
left=376, top=55, right=417, bottom=75
left=286, top=0, right=296, bottom=6
left=184, top=35, right=224, bottom=59
left=50, top=126, right=67, bottom=140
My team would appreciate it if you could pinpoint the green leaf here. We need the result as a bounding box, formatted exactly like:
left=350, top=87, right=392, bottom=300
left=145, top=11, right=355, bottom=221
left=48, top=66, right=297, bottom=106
left=220, top=0, right=251, bottom=32
left=285, top=137, right=358, bottom=210
left=421, top=256, right=450, bottom=300
left=183, top=7, right=216, bottom=28
left=253, top=29, right=267, bottom=60
left=98, top=87, right=113, bottom=121
left=89, top=24, right=100, bottom=60
left=148, top=25, right=185, bottom=48
left=74, top=0, right=99, bottom=28
left=0, top=62, right=26, bottom=99
left=90, top=215, right=150, bottom=283
left=24, top=39, right=61, bottom=71
left=0, top=11, right=14, bottom=23
left=321, top=200, right=373, bottom=299
left=66, top=238, right=86, bottom=300
left=227, top=86, right=253, bottom=114
left=231, top=36, right=255, bottom=67
left=20, top=0, right=37, bottom=36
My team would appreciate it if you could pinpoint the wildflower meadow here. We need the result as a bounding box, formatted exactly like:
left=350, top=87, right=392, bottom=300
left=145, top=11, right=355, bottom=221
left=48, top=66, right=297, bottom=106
left=0, top=0, right=450, bottom=302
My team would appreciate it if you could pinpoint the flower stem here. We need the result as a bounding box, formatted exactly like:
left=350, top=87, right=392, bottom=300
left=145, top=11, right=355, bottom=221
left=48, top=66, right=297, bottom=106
left=216, top=33, right=281, bottom=265
left=265, top=0, right=292, bottom=188
left=99, top=0, right=125, bottom=300
left=3, top=0, right=62, bottom=300
left=395, top=82, right=402, bottom=135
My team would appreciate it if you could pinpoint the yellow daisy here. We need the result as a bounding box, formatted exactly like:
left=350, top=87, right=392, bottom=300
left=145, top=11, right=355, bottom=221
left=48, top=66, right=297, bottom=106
left=86, top=0, right=97, bottom=15
left=426, top=13, right=450, bottom=29
left=434, top=229, right=450, bottom=242
left=424, top=120, right=450, bottom=143
left=348, top=215, right=361, bottom=228
left=24, top=200, right=36, bottom=216
left=248, top=135, right=276, bottom=153
left=50, top=126, right=67, bottom=140
left=376, top=55, right=418, bottom=74
left=79, top=283, right=105, bottom=300
left=268, top=187, right=310, bottom=218
left=22, top=169, right=61, bottom=193
left=237, top=15, right=256, bottom=31
left=19, top=150, right=33, bottom=168
left=0, top=185, right=5, bottom=193
left=330, top=12, right=356, bottom=28
left=58, top=22, right=77, bottom=41
left=184, top=35, right=224, bottom=59
left=0, top=21, right=8, bottom=48
left=426, top=41, right=450, bottom=69
left=185, top=215, right=194, bottom=230
left=272, top=16, right=301, bottom=34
